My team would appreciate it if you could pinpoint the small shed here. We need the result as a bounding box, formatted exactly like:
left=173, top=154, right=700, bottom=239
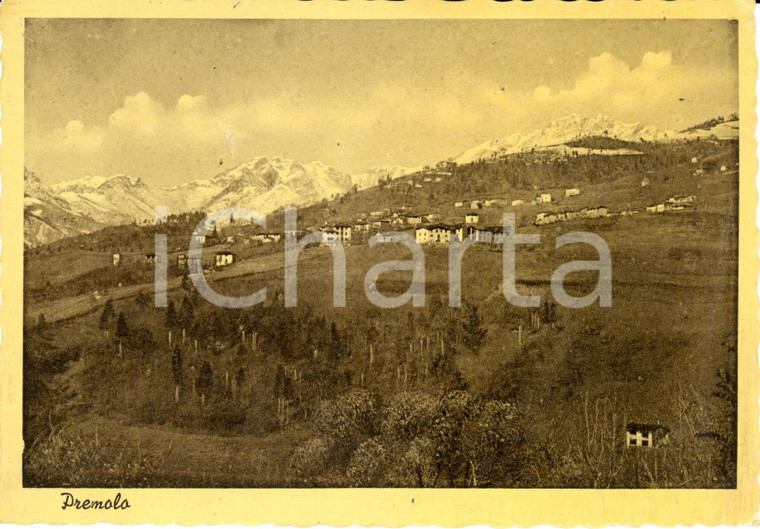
left=215, top=251, right=235, bottom=267
left=112, top=253, right=121, bottom=267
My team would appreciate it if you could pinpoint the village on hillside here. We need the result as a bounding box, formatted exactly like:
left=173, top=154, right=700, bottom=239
left=97, top=152, right=737, bottom=279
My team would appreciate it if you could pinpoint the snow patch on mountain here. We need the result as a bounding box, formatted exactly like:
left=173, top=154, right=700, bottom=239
left=351, top=165, right=422, bottom=190
left=454, top=114, right=673, bottom=164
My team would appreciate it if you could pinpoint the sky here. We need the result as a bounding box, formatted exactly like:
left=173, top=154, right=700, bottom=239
left=25, top=19, right=738, bottom=186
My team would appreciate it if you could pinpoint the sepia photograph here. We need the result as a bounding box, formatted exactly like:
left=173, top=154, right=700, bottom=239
left=20, top=16, right=742, bottom=492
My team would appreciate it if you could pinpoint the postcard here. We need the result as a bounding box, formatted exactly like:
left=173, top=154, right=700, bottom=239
left=0, top=0, right=758, bottom=526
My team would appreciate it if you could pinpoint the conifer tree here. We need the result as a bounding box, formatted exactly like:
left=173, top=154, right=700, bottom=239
left=115, top=311, right=129, bottom=339
left=99, top=298, right=115, bottom=329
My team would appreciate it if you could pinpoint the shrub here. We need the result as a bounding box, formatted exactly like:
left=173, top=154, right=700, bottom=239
left=346, top=438, right=387, bottom=486
left=381, top=392, right=437, bottom=443
left=289, top=436, right=331, bottom=480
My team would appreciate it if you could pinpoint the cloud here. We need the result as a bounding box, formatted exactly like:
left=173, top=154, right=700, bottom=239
left=512, top=51, right=734, bottom=128
left=29, top=50, right=736, bottom=185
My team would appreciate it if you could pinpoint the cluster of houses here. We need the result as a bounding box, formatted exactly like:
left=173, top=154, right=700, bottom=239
left=534, top=206, right=609, bottom=226
left=534, top=194, right=698, bottom=225
left=646, top=195, right=697, bottom=213
left=454, top=199, right=503, bottom=209
left=455, top=189, right=581, bottom=210
left=414, top=224, right=508, bottom=245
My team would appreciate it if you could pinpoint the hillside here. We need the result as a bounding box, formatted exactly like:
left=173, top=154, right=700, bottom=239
left=23, top=132, right=738, bottom=488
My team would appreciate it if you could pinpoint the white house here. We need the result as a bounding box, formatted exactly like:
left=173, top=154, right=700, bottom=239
left=691, top=157, right=699, bottom=164
left=465, top=213, right=479, bottom=224
left=454, top=201, right=464, bottom=208
left=511, top=199, right=524, bottom=206
left=431, top=225, right=454, bottom=244
left=322, top=225, right=351, bottom=243
left=564, top=188, right=581, bottom=197
left=405, top=215, right=423, bottom=226
left=415, top=227, right=432, bottom=244
left=319, top=229, right=340, bottom=244
left=112, top=253, right=121, bottom=267
left=470, top=200, right=482, bottom=210
left=536, top=193, right=552, bottom=204
left=416, top=225, right=457, bottom=244
left=215, top=251, right=235, bottom=267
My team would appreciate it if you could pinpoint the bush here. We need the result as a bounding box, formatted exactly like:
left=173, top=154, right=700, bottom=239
left=381, top=392, right=437, bottom=443
left=346, top=438, right=387, bottom=486
left=289, top=436, right=331, bottom=481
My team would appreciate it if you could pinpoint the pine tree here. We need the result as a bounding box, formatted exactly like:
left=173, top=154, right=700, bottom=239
left=115, top=311, right=129, bottom=339
left=197, top=361, right=213, bottom=398
left=166, top=301, right=178, bottom=329
left=462, top=304, right=487, bottom=351
left=172, top=346, right=183, bottom=385
left=99, top=298, right=115, bottom=329
left=179, top=296, right=195, bottom=329
left=328, top=322, right=344, bottom=363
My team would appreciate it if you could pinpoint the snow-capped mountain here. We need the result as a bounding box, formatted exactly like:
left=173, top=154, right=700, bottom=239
left=351, top=165, right=422, bottom=190
left=24, top=170, right=102, bottom=247
left=51, top=174, right=165, bottom=225
left=162, top=156, right=354, bottom=215
left=454, top=114, right=674, bottom=164
left=680, top=119, right=739, bottom=141
left=25, top=156, right=361, bottom=245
